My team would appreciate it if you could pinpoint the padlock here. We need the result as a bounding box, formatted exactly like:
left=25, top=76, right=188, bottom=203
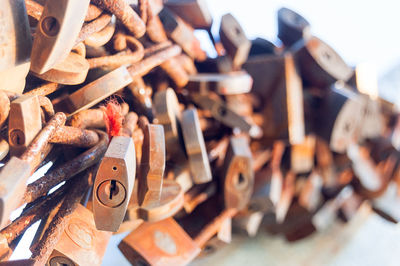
left=40, top=204, right=112, bottom=266
left=191, top=93, right=261, bottom=138
left=137, top=123, right=165, bottom=206
left=259, top=53, right=305, bottom=144
left=8, top=95, right=42, bottom=157
left=30, top=0, right=90, bottom=74
left=31, top=52, right=89, bottom=85
left=186, top=71, right=253, bottom=95
left=249, top=38, right=277, bottom=57
left=93, top=136, right=136, bottom=232
left=158, top=8, right=206, bottom=61
left=219, top=13, right=251, bottom=69
left=277, top=7, right=311, bottom=47
left=221, top=136, right=254, bottom=210
left=153, top=88, right=184, bottom=161
left=119, top=218, right=201, bottom=266
left=164, top=0, right=212, bottom=29
left=61, top=66, right=133, bottom=115
left=0, top=0, right=32, bottom=94
left=292, top=36, right=354, bottom=88
left=181, top=108, right=212, bottom=184
left=310, top=82, right=364, bottom=153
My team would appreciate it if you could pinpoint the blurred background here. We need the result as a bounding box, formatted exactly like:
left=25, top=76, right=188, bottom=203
left=10, top=0, right=400, bottom=265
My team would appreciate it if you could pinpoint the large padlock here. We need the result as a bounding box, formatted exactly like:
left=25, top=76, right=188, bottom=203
left=0, top=0, right=32, bottom=94
left=277, top=7, right=311, bottom=47
left=93, top=136, right=136, bottom=232
left=30, top=0, right=90, bottom=74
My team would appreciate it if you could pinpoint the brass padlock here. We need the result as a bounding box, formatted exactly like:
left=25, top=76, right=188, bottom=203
left=0, top=0, right=32, bottom=94
left=43, top=204, right=112, bottom=266
left=8, top=95, right=42, bottom=157
left=181, top=108, right=212, bottom=184
left=221, top=136, right=254, bottom=210
left=277, top=7, right=311, bottom=47
left=219, top=13, right=251, bottom=69
left=30, top=0, right=90, bottom=74
left=164, top=0, right=212, bottom=29
left=93, top=136, right=136, bottom=232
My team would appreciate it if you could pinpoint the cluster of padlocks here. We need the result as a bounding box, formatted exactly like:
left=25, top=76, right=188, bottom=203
left=0, top=0, right=399, bottom=265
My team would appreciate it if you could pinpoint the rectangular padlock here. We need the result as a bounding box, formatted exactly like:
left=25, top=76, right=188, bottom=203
left=45, top=204, right=112, bottom=266
left=221, top=136, right=254, bottom=210
left=0, top=0, right=32, bottom=93
left=219, top=13, right=251, bottom=69
left=93, top=136, right=136, bottom=232
left=8, top=95, right=42, bottom=157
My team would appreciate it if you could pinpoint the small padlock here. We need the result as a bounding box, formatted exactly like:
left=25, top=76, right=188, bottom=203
left=219, top=13, right=251, bottom=69
left=8, top=95, right=42, bottom=157
left=221, top=136, right=254, bottom=210
left=277, top=7, right=311, bottom=47
left=93, top=136, right=136, bottom=232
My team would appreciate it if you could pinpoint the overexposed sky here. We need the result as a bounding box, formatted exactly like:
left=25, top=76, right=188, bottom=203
left=205, top=0, right=400, bottom=77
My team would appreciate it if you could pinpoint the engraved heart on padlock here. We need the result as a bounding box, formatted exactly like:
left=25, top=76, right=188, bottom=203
left=65, top=218, right=94, bottom=250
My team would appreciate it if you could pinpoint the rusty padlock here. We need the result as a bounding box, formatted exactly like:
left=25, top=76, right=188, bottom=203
left=8, top=95, right=42, bottom=157
left=277, top=7, right=311, bottom=47
left=181, top=108, right=212, bottom=184
left=30, top=0, right=90, bottom=74
left=221, top=136, right=254, bottom=210
left=219, top=13, right=251, bottom=69
left=93, top=136, right=136, bottom=232
left=0, top=0, right=32, bottom=94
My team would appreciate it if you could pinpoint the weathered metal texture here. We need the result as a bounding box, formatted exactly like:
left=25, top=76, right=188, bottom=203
left=30, top=0, right=90, bottom=74
left=183, top=183, right=217, bottom=214
left=181, top=108, right=212, bottom=184
left=88, top=36, right=144, bottom=69
left=24, top=82, right=61, bottom=97
left=91, top=0, right=146, bottom=38
left=187, top=71, right=253, bottom=95
left=158, top=8, right=206, bottom=61
left=292, top=36, right=354, bottom=88
left=76, top=13, right=112, bottom=45
left=121, top=112, right=139, bottom=137
left=0, top=0, right=32, bottom=94
left=30, top=170, right=92, bottom=266
left=0, top=92, right=10, bottom=129
left=127, top=44, right=182, bottom=78
left=93, top=136, right=136, bottom=232
left=221, top=137, right=254, bottom=210
left=65, top=66, right=133, bottom=115
left=23, top=130, right=108, bottom=204
left=160, top=57, right=189, bottom=87
left=49, top=126, right=99, bottom=148
left=153, top=88, right=184, bottom=160
left=84, top=16, right=116, bottom=47
left=69, top=109, right=106, bottom=129
left=119, top=218, right=201, bottom=266
left=46, top=204, right=112, bottom=266
left=32, top=52, right=89, bottom=85
left=138, top=123, right=165, bottom=206
left=219, top=13, right=251, bottom=69
left=277, top=7, right=311, bottom=47
left=85, top=4, right=103, bottom=22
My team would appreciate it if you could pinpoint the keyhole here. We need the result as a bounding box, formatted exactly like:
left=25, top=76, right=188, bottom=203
left=10, top=129, right=25, bottom=146
left=41, top=16, right=60, bottom=37
left=109, top=180, right=118, bottom=200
